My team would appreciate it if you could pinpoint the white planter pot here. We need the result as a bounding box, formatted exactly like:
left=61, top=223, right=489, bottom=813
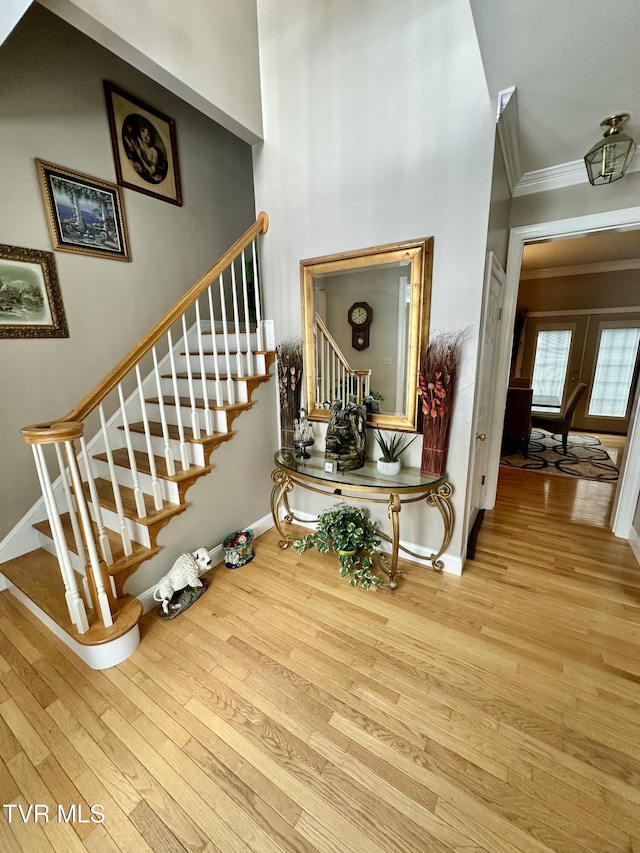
left=377, top=458, right=401, bottom=476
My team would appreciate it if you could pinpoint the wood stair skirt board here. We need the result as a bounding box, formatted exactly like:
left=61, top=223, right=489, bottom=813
left=0, top=337, right=275, bottom=669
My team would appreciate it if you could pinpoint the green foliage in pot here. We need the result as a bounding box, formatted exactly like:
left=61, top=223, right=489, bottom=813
left=292, top=503, right=389, bottom=589
left=374, top=429, right=418, bottom=462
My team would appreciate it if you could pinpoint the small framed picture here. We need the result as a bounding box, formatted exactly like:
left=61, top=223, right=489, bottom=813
left=104, top=81, right=182, bottom=206
left=36, top=159, right=130, bottom=261
left=324, top=460, right=337, bottom=474
left=0, top=244, right=69, bottom=339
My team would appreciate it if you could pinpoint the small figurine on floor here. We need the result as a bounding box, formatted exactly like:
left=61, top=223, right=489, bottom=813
left=153, top=547, right=212, bottom=619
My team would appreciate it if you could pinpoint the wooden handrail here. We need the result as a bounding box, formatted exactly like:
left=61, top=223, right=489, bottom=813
left=51, top=213, right=269, bottom=426
left=315, top=313, right=354, bottom=373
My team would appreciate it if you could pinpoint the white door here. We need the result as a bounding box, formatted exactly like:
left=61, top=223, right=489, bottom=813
left=464, top=253, right=505, bottom=555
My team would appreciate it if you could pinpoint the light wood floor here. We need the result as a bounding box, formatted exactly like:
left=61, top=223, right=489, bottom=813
left=1, top=466, right=640, bottom=852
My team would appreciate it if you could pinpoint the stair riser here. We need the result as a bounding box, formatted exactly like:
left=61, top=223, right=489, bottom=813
left=125, top=429, right=207, bottom=466
left=87, top=502, right=151, bottom=549
left=196, top=332, right=259, bottom=352
left=145, top=402, right=229, bottom=435
left=160, top=376, right=249, bottom=404
left=92, top=459, right=181, bottom=505
left=179, top=352, right=266, bottom=376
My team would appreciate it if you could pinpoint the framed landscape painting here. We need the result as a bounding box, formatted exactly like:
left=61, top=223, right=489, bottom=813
left=0, top=245, right=69, bottom=339
left=36, top=159, right=130, bottom=261
left=104, top=81, right=182, bottom=206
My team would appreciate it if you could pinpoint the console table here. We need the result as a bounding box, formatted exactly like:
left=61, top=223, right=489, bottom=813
left=270, top=450, right=454, bottom=588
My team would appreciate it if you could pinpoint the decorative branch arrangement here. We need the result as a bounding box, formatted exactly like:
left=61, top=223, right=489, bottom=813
left=276, top=337, right=303, bottom=448
left=418, top=330, right=465, bottom=476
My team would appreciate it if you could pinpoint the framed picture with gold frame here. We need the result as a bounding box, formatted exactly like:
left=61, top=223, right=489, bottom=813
left=36, top=159, right=131, bottom=261
left=104, top=81, right=182, bottom=206
left=0, top=244, right=69, bottom=339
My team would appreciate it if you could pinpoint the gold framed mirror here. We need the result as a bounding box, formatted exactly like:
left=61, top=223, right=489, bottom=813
left=301, top=237, right=433, bottom=431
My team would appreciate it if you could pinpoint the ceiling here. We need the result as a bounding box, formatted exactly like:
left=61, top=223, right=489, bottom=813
left=469, top=0, right=640, bottom=275
left=469, top=0, right=640, bottom=176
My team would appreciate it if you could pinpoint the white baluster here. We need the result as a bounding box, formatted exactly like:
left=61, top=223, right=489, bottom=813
left=53, top=444, right=91, bottom=607
left=241, top=248, right=254, bottom=375
left=252, top=238, right=264, bottom=352
left=152, top=345, right=176, bottom=476
left=181, top=314, right=201, bottom=439
left=118, top=383, right=147, bottom=519
left=230, top=261, right=244, bottom=378
left=195, top=300, right=214, bottom=435
left=207, top=284, right=223, bottom=407
left=135, top=364, right=163, bottom=511
left=32, top=445, right=89, bottom=633
left=218, top=272, right=235, bottom=404
left=167, top=329, right=191, bottom=470
left=79, top=437, right=113, bottom=566
left=64, top=441, right=113, bottom=628
left=99, top=404, right=133, bottom=556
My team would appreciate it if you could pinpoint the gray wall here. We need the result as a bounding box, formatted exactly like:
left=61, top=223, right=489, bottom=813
left=0, top=5, right=273, bottom=569
left=519, top=269, right=640, bottom=313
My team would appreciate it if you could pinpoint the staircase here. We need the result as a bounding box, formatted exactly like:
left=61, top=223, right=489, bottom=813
left=0, top=214, right=274, bottom=669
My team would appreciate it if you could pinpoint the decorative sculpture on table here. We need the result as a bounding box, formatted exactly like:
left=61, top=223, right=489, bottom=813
left=153, top=547, right=212, bottom=619
left=294, top=407, right=315, bottom=459
left=324, top=400, right=367, bottom=471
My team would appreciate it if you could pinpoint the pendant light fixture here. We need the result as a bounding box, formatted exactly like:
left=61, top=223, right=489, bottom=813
left=584, top=113, right=636, bottom=186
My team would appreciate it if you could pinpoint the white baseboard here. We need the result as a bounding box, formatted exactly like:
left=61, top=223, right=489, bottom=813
left=138, top=511, right=275, bottom=614
left=628, top=526, right=640, bottom=566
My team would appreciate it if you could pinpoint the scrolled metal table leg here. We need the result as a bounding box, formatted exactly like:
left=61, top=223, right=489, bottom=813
left=425, top=482, right=454, bottom=571
left=270, top=468, right=294, bottom=549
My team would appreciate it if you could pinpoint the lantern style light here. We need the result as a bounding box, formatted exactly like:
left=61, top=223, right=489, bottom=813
left=584, top=113, right=636, bottom=186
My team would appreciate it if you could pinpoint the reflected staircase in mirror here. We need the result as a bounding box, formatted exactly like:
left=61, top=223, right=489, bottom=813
left=314, top=313, right=371, bottom=408
left=0, top=213, right=274, bottom=669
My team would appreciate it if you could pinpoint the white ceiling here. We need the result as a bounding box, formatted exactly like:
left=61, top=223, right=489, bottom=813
left=469, top=0, right=640, bottom=176
left=470, top=0, right=640, bottom=275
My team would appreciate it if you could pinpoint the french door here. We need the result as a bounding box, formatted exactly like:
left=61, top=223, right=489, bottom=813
left=521, top=312, right=640, bottom=435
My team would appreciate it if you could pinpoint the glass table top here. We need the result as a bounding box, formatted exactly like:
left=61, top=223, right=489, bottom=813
left=274, top=449, right=444, bottom=493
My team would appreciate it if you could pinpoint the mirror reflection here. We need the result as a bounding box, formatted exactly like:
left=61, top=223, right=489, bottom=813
left=301, top=238, right=433, bottom=431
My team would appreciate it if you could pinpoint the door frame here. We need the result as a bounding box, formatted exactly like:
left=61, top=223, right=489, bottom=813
left=484, top=205, right=640, bottom=539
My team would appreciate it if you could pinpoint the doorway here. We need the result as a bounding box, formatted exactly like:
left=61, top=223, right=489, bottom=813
left=482, top=205, right=640, bottom=544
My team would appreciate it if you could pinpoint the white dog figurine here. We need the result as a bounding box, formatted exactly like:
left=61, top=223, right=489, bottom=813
left=153, top=547, right=212, bottom=614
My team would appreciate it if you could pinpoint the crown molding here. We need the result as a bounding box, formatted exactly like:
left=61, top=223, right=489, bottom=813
left=514, top=149, right=640, bottom=197
left=496, top=86, right=522, bottom=197
left=521, top=258, right=640, bottom=280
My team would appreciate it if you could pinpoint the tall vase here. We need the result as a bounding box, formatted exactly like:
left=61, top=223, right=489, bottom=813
left=420, top=444, right=448, bottom=477
left=277, top=339, right=303, bottom=449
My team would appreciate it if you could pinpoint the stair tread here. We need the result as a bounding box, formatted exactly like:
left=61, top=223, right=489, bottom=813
left=119, top=420, right=233, bottom=446
left=33, top=514, right=160, bottom=568
left=147, top=396, right=253, bottom=414
left=0, top=549, right=142, bottom=645
left=167, top=372, right=272, bottom=381
left=94, top=448, right=211, bottom=482
left=88, top=477, right=184, bottom=526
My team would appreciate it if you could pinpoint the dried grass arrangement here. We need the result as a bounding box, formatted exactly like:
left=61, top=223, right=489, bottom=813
left=418, top=330, right=465, bottom=476
left=277, top=337, right=303, bottom=448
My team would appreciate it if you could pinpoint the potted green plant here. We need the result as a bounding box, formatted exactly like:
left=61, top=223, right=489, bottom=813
left=292, top=503, right=389, bottom=589
left=374, top=430, right=418, bottom=475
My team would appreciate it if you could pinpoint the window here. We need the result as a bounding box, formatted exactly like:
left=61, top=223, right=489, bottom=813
left=532, top=329, right=572, bottom=408
left=588, top=326, right=640, bottom=417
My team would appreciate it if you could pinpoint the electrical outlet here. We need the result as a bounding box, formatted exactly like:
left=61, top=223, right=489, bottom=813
left=383, top=356, right=392, bottom=365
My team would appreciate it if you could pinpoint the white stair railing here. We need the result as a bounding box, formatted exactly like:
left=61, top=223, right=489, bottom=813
left=314, top=313, right=371, bottom=407
left=20, top=213, right=269, bottom=636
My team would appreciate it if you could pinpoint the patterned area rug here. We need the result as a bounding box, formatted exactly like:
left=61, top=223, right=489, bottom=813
left=500, top=429, right=619, bottom=481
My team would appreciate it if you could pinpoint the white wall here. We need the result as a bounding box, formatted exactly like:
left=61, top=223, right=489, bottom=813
left=254, top=0, right=495, bottom=565
left=39, top=0, right=263, bottom=144
left=0, top=5, right=273, bottom=563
